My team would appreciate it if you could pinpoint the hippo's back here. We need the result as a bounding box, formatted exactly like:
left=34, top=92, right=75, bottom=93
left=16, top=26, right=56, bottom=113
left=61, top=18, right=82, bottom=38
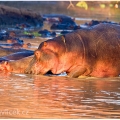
left=91, top=23, right=120, bottom=31
left=65, top=23, right=120, bottom=63
left=80, top=23, right=120, bottom=66
left=64, top=23, right=120, bottom=53
left=77, top=23, right=120, bottom=43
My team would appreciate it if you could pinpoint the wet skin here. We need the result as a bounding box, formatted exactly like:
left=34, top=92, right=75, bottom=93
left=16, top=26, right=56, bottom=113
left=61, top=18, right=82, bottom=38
left=0, top=55, right=34, bottom=73
left=0, top=23, right=120, bottom=77
left=0, top=50, right=34, bottom=73
left=0, top=46, right=33, bottom=57
left=25, top=23, right=120, bottom=77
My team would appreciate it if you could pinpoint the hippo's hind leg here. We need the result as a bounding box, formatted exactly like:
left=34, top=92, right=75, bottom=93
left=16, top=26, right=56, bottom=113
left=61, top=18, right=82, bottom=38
left=68, top=66, right=92, bottom=78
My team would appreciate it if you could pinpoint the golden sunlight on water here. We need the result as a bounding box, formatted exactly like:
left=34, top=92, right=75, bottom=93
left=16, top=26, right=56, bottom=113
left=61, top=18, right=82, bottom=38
left=0, top=73, right=120, bottom=118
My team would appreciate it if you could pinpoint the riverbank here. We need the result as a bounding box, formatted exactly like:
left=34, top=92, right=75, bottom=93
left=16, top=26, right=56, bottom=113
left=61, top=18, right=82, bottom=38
left=0, top=1, right=120, bottom=22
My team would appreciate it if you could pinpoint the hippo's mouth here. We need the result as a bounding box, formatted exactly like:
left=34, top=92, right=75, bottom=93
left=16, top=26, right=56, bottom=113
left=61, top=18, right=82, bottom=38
left=45, top=70, right=53, bottom=75
left=45, top=70, right=61, bottom=76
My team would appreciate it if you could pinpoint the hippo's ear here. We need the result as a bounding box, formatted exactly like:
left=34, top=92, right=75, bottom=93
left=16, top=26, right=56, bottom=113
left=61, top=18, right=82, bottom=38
left=43, top=42, right=47, bottom=47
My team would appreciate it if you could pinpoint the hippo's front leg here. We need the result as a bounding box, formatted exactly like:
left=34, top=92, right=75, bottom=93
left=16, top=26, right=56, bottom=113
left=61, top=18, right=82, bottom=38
left=68, top=66, right=92, bottom=78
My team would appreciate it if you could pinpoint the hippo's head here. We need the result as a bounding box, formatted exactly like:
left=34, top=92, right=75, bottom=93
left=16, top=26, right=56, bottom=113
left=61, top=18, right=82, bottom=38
left=29, top=49, right=59, bottom=75
left=25, top=39, right=65, bottom=75
left=0, top=61, right=12, bottom=72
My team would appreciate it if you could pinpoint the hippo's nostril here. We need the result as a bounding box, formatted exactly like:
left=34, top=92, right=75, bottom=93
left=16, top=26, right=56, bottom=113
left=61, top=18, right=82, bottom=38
left=25, top=70, right=32, bottom=74
left=24, top=70, right=28, bottom=74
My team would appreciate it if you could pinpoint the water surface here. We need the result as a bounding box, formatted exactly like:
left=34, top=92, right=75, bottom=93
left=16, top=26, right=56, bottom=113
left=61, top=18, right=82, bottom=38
left=0, top=73, right=120, bottom=118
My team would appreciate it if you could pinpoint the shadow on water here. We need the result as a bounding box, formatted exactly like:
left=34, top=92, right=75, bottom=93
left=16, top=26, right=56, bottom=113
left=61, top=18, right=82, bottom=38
left=0, top=72, right=120, bottom=118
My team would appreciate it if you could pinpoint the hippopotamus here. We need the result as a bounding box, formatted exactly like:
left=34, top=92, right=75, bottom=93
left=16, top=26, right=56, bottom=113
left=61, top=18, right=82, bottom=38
left=1, top=23, right=120, bottom=77
left=0, top=50, right=34, bottom=72
left=0, top=51, right=34, bottom=62
left=0, top=55, right=33, bottom=73
left=11, top=43, right=31, bottom=49
left=0, top=46, right=33, bottom=57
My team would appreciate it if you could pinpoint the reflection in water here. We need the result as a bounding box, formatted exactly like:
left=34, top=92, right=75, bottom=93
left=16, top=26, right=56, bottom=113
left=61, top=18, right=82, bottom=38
left=0, top=73, right=120, bottom=118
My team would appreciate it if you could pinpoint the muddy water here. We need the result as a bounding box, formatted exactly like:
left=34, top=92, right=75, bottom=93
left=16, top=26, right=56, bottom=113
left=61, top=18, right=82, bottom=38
left=0, top=73, right=120, bottom=119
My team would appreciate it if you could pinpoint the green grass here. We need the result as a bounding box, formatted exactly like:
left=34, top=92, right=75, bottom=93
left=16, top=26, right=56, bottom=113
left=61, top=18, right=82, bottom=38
left=23, top=31, right=41, bottom=37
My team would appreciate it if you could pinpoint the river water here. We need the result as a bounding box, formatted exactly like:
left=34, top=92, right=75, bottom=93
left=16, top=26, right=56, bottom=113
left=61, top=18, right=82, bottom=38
left=0, top=73, right=120, bottom=118
left=0, top=17, right=120, bottom=119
